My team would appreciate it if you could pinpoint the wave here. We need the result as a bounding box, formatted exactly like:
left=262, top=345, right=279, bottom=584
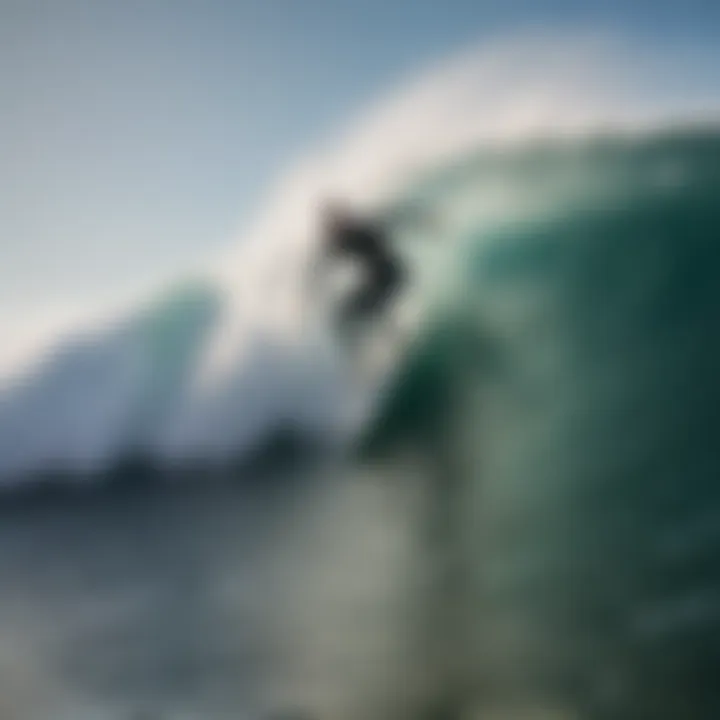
left=358, top=125, right=720, bottom=452
left=354, top=124, right=720, bottom=717
left=1, top=31, right=719, bottom=482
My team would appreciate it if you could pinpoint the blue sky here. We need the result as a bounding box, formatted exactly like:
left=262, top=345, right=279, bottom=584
left=1, top=0, right=718, bottom=346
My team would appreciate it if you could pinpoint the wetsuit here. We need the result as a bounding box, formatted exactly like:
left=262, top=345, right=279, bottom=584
left=323, top=217, right=405, bottom=328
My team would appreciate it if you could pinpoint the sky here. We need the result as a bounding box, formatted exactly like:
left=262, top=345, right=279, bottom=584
left=1, top=0, right=719, bottom=371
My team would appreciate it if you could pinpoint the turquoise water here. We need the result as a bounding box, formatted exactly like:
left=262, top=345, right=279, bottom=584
left=356, top=126, right=720, bottom=718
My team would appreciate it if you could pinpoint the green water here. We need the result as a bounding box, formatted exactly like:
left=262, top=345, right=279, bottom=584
left=356, top=126, right=720, bottom=718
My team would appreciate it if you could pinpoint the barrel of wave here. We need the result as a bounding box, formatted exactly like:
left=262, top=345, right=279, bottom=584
left=354, top=126, right=720, bottom=719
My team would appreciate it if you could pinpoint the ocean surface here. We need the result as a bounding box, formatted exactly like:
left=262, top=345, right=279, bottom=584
left=0, top=466, right=438, bottom=720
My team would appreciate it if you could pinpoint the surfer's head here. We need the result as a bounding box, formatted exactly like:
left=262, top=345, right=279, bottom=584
left=321, top=199, right=355, bottom=234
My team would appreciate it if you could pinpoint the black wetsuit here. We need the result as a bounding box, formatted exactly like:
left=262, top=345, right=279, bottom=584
left=325, top=218, right=404, bottom=327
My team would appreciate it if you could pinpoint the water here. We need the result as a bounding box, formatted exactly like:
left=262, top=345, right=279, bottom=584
left=359, top=125, right=720, bottom=719
left=0, top=464, right=445, bottom=720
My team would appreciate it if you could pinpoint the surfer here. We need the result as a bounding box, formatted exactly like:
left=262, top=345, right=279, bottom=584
left=309, top=200, right=407, bottom=339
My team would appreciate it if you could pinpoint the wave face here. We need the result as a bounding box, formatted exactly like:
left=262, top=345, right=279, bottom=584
left=357, top=126, right=720, bottom=717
